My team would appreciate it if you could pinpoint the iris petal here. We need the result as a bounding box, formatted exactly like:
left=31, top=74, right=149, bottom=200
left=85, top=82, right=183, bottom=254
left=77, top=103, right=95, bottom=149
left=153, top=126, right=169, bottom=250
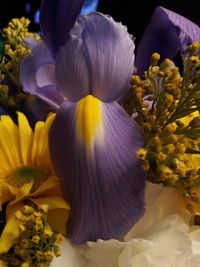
left=49, top=98, right=145, bottom=243
left=81, top=13, right=135, bottom=101
left=40, top=0, right=84, bottom=57
left=55, top=36, right=90, bottom=101
left=135, top=6, right=200, bottom=75
left=20, top=43, right=64, bottom=109
left=55, top=13, right=134, bottom=102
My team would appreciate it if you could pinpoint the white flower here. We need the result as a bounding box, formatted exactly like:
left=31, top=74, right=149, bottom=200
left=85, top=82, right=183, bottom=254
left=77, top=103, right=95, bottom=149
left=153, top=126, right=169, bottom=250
left=51, top=183, right=200, bottom=267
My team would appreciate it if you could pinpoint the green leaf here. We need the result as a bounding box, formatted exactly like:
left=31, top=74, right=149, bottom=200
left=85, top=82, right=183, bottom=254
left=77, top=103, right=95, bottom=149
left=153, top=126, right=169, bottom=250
left=0, top=30, right=4, bottom=63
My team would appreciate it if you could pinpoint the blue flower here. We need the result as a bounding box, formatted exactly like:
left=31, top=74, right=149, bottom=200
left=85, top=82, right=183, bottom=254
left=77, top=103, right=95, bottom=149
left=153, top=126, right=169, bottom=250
left=20, top=0, right=146, bottom=243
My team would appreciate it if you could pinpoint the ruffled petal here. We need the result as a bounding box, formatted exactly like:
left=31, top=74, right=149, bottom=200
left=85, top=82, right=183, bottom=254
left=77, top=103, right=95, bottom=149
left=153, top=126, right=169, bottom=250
left=40, top=0, right=84, bottom=57
left=20, top=43, right=64, bottom=109
left=55, top=13, right=135, bottom=102
left=51, top=239, right=85, bottom=267
left=125, top=182, right=188, bottom=240
left=81, top=13, right=135, bottom=101
left=135, top=6, right=200, bottom=75
left=55, top=36, right=90, bottom=101
left=49, top=97, right=145, bottom=243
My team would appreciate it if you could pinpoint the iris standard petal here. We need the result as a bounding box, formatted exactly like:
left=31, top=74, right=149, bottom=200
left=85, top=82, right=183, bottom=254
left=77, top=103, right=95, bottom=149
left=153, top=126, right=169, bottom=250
left=40, top=0, right=84, bottom=57
left=135, top=6, right=200, bottom=75
left=20, top=43, right=64, bottom=109
left=49, top=96, right=145, bottom=243
left=81, top=13, right=135, bottom=101
left=55, top=36, right=90, bottom=101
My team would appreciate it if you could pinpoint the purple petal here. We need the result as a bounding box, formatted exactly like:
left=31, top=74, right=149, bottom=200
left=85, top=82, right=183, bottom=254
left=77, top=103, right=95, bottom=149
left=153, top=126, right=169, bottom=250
left=135, top=6, right=200, bottom=75
left=55, top=36, right=90, bottom=101
left=55, top=13, right=135, bottom=102
left=49, top=98, right=145, bottom=243
left=40, top=0, right=84, bottom=57
left=82, top=13, right=135, bottom=101
left=20, top=43, right=64, bottom=109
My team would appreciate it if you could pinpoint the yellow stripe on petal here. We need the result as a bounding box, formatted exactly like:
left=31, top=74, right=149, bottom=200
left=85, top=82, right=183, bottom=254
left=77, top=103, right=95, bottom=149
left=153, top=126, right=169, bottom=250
left=17, top=112, right=33, bottom=165
left=76, top=95, right=104, bottom=151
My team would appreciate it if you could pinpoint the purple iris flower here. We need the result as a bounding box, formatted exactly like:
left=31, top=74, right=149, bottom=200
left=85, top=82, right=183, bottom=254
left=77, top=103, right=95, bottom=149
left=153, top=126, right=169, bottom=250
left=21, top=0, right=146, bottom=243
left=20, top=6, right=200, bottom=108
left=135, top=6, right=200, bottom=75
left=19, top=3, right=200, bottom=243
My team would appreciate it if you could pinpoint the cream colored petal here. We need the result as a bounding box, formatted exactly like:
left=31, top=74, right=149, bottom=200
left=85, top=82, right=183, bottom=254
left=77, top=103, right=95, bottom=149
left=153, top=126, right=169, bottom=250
left=51, top=239, right=86, bottom=267
left=17, top=112, right=33, bottom=165
left=125, top=182, right=190, bottom=240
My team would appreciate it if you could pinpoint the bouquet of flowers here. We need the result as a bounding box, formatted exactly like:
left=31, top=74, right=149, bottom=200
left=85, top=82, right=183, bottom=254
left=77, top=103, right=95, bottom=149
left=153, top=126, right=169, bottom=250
left=0, top=1, right=200, bottom=266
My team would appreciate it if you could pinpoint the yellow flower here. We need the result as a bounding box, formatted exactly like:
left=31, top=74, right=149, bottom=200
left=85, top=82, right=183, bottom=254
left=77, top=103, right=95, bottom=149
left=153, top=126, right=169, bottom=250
left=0, top=113, right=70, bottom=253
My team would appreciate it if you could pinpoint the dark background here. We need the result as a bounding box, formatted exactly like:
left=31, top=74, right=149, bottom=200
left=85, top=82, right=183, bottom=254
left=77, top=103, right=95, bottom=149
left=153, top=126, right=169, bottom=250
left=1, top=0, right=200, bottom=46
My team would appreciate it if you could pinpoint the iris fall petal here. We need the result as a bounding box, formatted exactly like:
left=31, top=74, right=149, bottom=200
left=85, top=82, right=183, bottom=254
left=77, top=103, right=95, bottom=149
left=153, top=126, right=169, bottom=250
left=135, top=6, right=200, bottom=74
left=49, top=98, right=145, bottom=243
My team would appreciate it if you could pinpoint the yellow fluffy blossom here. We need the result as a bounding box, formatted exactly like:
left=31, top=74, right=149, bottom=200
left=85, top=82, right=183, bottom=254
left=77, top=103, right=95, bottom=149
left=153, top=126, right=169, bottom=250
left=0, top=113, right=70, bottom=253
left=128, top=43, right=200, bottom=217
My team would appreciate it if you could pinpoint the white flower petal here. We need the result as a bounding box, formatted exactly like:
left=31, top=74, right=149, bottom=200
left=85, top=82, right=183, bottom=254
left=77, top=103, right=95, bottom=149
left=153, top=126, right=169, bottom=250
left=125, top=182, right=190, bottom=240
left=51, top=240, right=85, bottom=267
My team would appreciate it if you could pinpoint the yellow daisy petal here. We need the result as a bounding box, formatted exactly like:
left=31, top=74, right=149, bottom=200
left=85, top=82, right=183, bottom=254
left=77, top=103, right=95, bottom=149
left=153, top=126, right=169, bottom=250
left=0, top=121, right=19, bottom=168
left=31, top=196, right=70, bottom=235
left=17, top=112, right=33, bottom=165
left=30, top=175, right=60, bottom=197
left=11, top=181, right=33, bottom=204
left=35, top=113, right=55, bottom=169
left=0, top=203, right=22, bottom=253
left=1, top=115, right=23, bottom=166
left=0, top=147, right=10, bottom=174
left=0, top=180, right=14, bottom=208
left=31, top=121, right=44, bottom=165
